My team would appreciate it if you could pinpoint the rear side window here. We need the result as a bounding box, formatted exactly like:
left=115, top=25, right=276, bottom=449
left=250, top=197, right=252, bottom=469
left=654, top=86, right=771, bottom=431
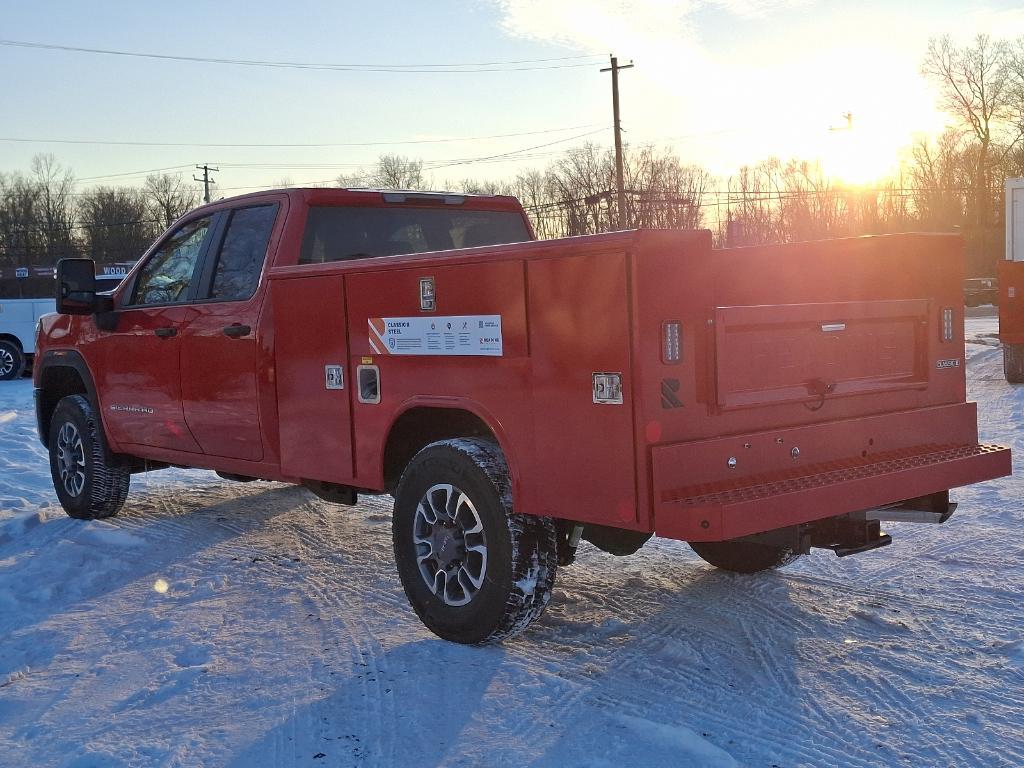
left=132, top=217, right=212, bottom=305
left=299, top=206, right=530, bottom=264
left=208, top=205, right=278, bottom=301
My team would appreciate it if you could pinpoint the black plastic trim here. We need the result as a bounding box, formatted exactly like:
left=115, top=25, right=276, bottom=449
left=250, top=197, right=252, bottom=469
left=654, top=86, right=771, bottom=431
left=34, top=349, right=101, bottom=446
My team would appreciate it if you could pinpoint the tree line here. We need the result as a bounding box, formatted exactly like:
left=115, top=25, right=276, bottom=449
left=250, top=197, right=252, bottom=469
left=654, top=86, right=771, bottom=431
left=0, top=155, right=198, bottom=272
left=3, top=33, right=1024, bottom=279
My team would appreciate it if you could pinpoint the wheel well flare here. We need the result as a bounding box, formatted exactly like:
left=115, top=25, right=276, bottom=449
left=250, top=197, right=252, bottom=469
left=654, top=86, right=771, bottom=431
left=383, top=407, right=497, bottom=492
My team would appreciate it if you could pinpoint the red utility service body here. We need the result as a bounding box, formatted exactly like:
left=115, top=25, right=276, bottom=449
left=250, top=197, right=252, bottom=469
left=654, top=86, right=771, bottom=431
left=38, top=189, right=1009, bottom=543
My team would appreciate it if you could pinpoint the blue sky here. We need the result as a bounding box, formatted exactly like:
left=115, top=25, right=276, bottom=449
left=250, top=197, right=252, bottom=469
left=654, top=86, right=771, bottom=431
left=3, top=0, right=1023, bottom=193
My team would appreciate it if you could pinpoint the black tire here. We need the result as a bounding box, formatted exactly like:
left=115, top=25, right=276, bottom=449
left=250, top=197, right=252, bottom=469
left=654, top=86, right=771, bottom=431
left=393, top=438, right=557, bottom=645
left=689, top=539, right=803, bottom=574
left=1004, top=344, right=1024, bottom=384
left=48, top=394, right=130, bottom=519
left=0, top=339, right=25, bottom=380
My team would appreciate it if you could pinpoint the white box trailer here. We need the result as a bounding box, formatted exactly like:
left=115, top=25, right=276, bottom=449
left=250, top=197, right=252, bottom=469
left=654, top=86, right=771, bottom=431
left=1007, top=178, right=1024, bottom=262
left=1000, top=178, right=1024, bottom=381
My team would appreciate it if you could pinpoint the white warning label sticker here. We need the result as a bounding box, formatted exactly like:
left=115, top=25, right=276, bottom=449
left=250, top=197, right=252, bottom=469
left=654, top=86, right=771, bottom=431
left=368, top=315, right=503, bottom=356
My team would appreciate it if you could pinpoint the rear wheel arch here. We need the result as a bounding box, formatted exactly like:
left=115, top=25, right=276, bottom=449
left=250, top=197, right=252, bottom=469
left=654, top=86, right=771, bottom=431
left=381, top=404, right=516, bottom=494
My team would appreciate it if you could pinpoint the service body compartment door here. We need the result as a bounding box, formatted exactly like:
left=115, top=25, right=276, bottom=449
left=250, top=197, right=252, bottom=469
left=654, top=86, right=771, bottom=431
left=527, top=252, right=638, bottom=525
left=273, top=274, right=354, bottom=482
left=714, top=299, right=929, bottom=410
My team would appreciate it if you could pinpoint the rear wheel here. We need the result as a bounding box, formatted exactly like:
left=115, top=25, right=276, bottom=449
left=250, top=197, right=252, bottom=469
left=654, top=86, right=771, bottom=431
left=0, top=340, right=25, bottom=380
left=393, top=438, right=557, bottom=644
left=1004, top=344, right=1024, bottom=384
left=48, top=394, right=130, bottom=519
left=689, top=540, right=803, bottom=573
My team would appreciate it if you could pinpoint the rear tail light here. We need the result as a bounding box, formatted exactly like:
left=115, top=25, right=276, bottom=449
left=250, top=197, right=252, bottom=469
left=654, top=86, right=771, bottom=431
left=662, top=321, right=682, bottom=363
left=941, top=307, right=954, bottom=342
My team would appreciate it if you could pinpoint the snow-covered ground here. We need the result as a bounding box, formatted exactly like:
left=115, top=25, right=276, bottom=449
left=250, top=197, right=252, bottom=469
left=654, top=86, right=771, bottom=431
left=1, top=314, right=1022, bottom=767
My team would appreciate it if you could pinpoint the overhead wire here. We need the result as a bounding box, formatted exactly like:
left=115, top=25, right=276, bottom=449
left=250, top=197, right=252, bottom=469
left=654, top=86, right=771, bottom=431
left=0, top=39, right=606, bottom=73
left=0, top=122, right=605, bottom=149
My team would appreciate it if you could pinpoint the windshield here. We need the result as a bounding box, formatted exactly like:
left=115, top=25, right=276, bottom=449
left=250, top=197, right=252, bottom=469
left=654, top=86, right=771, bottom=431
left=298, top=206, right=530, bottom=264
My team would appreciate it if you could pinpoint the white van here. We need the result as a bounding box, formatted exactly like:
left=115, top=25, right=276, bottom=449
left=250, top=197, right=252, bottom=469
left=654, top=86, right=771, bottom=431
left=0, top=274, right=124, bottom=379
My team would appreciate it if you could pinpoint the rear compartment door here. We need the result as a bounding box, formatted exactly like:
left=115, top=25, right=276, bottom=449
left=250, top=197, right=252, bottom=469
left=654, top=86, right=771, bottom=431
left=714, top=300, right=929, bottom=410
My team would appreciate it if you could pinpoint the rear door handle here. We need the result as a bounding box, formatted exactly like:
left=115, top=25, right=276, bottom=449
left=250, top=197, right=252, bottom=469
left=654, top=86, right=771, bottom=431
left=222, top=324, right=251, bottom=338
left=154, top=327, right=177, bottom=338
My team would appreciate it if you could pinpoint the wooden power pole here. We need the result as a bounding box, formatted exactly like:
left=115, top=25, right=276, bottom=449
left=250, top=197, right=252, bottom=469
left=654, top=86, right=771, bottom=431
left=194, top=164, right=219, bottom=204
left=601, top=54, right=634, bottom=230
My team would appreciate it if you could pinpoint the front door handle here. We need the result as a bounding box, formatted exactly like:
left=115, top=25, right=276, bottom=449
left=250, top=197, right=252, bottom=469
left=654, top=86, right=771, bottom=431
left=154, top=327, right=177, bottom=338
left=222, top=324, right=251, bottom=338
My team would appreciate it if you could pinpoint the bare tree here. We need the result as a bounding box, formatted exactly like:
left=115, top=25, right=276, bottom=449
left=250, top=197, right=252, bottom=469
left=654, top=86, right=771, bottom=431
left=144, top=173, right=199, bottom=229
left=337, top=155, right=429, bottom=190
left=0, top=172, right=44, bottom=272
left=77, top=187, right=155, bottom=266
left=30, top=154, right=78, bottom=263
left=922, top=35, right=1012, bottom=232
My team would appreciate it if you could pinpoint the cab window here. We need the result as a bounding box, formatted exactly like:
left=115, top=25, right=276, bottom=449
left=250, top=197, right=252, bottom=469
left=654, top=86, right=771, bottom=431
left=298, top=207, right=530, bottom=264
left=207, top=204, right=278, bottom=301
left=131, top=217, right=212, bottom=305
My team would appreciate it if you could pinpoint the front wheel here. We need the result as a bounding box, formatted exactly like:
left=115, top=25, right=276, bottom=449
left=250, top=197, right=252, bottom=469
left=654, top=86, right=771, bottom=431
left=0, top=340, right=25, bottom=380
left=393, top=438, right=557, bottom=644
left=1004, top=344, right=1024, bottom=384
left=689, top=540, right=803, bottom=573
left=48, top=394, right=130, bottom=519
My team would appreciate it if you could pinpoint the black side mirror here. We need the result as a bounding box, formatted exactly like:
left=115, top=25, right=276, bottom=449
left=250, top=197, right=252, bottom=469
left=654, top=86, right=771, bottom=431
left=56, top=258, right=97, bottom=315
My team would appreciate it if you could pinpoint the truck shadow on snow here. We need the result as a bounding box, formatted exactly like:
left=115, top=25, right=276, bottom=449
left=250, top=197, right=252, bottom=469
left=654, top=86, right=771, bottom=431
left=1, top=485, right=304, bottom=640
left=221, top=558, right=821, bottom=768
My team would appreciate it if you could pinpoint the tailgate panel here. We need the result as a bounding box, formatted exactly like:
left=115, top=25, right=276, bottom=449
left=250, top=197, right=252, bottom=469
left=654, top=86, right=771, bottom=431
left=715, top=300, right=929, bottom=410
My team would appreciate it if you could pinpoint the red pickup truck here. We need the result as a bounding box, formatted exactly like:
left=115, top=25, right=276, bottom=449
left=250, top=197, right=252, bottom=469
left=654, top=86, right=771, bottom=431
left=35, top=188, right=1010, bottom=644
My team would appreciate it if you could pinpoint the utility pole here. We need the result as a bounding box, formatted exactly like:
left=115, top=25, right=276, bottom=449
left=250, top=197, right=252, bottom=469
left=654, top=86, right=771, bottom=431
left=601, top=54, right=634, bottom=230
left=194, top=164, right=219, bottom=204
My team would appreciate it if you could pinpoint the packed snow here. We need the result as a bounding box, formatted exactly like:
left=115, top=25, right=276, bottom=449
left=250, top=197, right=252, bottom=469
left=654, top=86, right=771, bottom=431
left=1, top=312, right=1022, bottom=767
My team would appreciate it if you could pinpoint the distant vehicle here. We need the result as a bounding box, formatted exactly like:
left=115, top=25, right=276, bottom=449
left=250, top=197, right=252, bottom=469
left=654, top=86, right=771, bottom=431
left=34, top=188, right=1011, bottom=645
left=0, top=269, right=127, bottom=379
left=963, top=276, right=998, bottom=307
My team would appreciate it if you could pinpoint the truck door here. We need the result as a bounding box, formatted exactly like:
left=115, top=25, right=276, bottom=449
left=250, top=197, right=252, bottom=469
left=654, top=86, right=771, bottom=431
left=95, top=215, right=214, bottom=453
left=178, top=203, right=280, bottom=461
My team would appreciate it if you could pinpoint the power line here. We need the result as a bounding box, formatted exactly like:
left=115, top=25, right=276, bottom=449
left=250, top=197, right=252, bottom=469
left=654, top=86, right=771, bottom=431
left=421, top=128, right=608, bottom=171
left=0, top=39, right=605, bottom=73
left=211, top=129, right=610, bottom=191
left=76, top=164, right=195, bottom=182
left=0, top=122, right=604, bottom=149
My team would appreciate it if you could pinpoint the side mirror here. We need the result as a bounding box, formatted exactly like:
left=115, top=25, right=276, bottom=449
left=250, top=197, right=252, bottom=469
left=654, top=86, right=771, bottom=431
left=56, top=258, right=98, bottom=315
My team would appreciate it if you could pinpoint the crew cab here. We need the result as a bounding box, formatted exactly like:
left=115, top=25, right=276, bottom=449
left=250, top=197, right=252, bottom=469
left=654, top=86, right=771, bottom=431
left=35, top=188, right=1011, bottom=644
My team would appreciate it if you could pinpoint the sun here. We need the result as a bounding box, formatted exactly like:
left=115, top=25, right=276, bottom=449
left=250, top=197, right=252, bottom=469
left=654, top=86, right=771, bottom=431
left=817, top=122, right=905, bottom=188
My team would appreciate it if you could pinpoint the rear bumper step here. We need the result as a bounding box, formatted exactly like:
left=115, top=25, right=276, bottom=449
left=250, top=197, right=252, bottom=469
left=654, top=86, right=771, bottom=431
left=656, top=442, right=1010, bottom=542
left=866, top=503, right=957, bottom=524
